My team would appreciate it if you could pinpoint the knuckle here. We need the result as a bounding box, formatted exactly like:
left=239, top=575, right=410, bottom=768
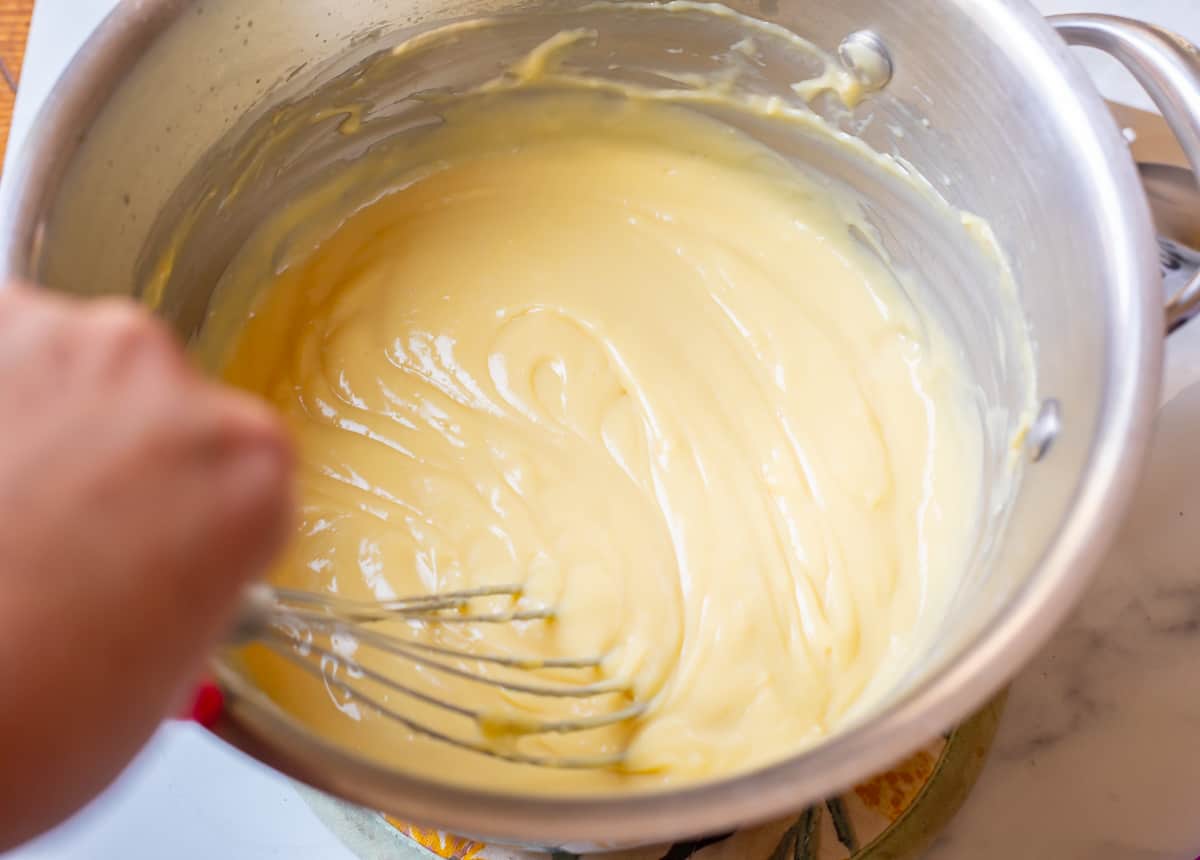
left=229, top=405, right=292, bottom=485
left=86, top=301, right=183, bottom=371
left=203, top=392, right=293, bottom=479
left=249, top=442, right=294, bottom=512
left=213, top=407, right=295, bottom=561
left=91, top=301, right=170, bottom=348
left=0, top=284, right=65, bottom=340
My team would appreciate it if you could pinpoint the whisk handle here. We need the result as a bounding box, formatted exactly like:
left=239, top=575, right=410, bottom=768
left=230, top=583, right=276, bottom=642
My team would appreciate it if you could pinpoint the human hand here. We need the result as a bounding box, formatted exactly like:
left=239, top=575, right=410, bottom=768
left=0, top=284, right=292, bottom=850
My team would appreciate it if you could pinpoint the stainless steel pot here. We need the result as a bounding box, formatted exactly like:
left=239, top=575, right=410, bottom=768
left=2, top=0, right=1198, bottom=850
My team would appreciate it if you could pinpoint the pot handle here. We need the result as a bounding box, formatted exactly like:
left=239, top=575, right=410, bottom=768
left=1050, top=14, right=1200, bottom=331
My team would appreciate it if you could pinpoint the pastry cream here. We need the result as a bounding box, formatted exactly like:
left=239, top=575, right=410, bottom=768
left=206, top=89, right=985, bottom=792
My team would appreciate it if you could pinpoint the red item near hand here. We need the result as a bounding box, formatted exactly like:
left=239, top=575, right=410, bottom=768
left=182, top=681, right=224, bottom=729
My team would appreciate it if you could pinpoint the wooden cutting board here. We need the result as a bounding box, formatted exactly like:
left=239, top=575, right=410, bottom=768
left=0, top=0, right=35, bottom=172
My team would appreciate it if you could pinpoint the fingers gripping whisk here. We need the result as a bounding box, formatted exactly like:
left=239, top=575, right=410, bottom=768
left=234, top=584, right=644, bottom=769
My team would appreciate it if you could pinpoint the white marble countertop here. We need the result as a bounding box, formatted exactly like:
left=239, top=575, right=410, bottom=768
left=928, top=339, right=1200, bottom=860
left=5, top=2, right=1200, bottom=858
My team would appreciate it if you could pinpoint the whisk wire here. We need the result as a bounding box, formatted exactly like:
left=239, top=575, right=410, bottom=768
left=262, top=637, right=628, bottom=769
left=242, top=583, right=645, bottom=768
left=279, top=608, right=630, bottom=698
left=271, top=585, right=550, bottom=622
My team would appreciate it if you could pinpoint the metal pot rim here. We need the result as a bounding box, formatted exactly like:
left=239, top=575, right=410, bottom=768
left=0, top=0, right=1165, bottom=846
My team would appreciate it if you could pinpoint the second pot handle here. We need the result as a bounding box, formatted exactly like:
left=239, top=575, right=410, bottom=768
left=1051, top=14, right=1200, bottom=331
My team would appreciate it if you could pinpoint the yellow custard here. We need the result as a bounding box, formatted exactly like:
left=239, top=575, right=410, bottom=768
left=208, top=91, right=984, bottom=792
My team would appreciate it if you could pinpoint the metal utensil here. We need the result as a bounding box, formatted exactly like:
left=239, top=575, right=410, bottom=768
left=231, top=584, right=642, bottom=769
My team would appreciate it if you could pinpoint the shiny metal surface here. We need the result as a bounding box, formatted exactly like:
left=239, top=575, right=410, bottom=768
left=836, top=30, right=894, bottom=91
left=233, top=583, right=642, bottom=770
left=1027, top=399, right=1063, bottom=463
left=1051, top=14, right=1200, bottom=330
left=0, top=0, right=1180, bottom=849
